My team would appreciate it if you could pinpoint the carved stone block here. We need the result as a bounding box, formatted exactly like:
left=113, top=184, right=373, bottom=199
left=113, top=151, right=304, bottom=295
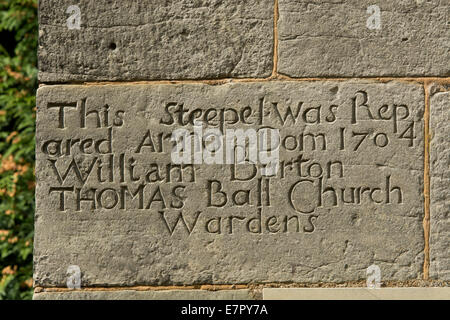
left=38, top=0, right=273, bottom=82
left=429, top=84, right=450, bottom=280
left=33, top=289, right=253, bottom=300
left=35, top=81, right=425, bottom=286
left=278, top=0, right=449, bottom=77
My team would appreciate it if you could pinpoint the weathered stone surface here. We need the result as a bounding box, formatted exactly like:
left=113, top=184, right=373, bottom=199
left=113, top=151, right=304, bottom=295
left=38, top=0, right=273, bottom=82
left=35, top=81, right=424, bottom=287
left=33, top=289, right=253, bottom=300
left=278, top=0, right=450, bottom=77
left=430, top=84, right=450, bottom=280
left=263, top=288, right=450, bottom=300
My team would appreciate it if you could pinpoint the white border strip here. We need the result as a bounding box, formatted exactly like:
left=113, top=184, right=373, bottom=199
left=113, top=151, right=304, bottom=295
left=263, top=288, right=450, bottom=300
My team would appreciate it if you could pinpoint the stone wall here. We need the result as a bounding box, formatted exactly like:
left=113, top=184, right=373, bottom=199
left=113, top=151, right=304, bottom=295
left=34, top=0, right=449, bottom=300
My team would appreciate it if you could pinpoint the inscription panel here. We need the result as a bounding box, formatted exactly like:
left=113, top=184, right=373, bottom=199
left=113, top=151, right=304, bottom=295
left=38, top=0, right=273, bottom=82
left=35, top=82, right=425, bottom=286
left=278, top=0, right=450, bottom=77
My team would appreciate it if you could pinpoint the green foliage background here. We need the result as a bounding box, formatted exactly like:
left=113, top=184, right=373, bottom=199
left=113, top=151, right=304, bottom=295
left=0, top=0, right=37, bottom=300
